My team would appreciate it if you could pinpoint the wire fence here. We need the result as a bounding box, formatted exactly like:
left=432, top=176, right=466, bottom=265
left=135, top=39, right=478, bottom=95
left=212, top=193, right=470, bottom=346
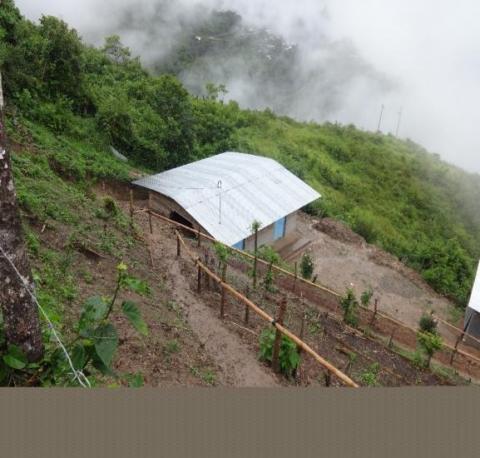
left=0, top=245, right=90, bottom=388
left=145, top=209, right=480, bottom=381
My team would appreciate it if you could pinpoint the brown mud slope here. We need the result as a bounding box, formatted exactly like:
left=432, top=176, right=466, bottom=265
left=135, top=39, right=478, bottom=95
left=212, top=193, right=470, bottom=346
left=296, top=214, right=457, bottom=331
left=116, top=197, right=279, bottom=387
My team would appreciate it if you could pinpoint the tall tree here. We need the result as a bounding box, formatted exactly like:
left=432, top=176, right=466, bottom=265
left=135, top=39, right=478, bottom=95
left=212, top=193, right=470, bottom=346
left=0, top=72, right=43, bottom=361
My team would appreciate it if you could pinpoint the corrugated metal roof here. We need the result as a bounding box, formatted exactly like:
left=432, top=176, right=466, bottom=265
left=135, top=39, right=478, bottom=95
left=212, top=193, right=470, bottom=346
left=133, top=152, right=321, bottom=246
left=467, top=261, right=480, bottom=313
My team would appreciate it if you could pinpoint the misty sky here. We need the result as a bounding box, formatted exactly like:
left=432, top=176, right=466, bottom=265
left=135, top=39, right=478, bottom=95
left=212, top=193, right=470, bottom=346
left=15, top=0, right=480, bottom=173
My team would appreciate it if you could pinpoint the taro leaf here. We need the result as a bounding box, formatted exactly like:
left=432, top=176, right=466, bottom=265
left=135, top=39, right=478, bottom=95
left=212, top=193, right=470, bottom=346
left=3, top=345, right=27, bottom=370
left=78, top=296, right=108, bottom=335
left=71, top=344, right=86, bottom=370
left=121, top=301, right=148, bottom=336
left=93, top=324, right=118, bottom=368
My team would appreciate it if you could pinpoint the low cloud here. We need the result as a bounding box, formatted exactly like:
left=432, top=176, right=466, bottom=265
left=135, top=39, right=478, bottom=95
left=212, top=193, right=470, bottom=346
left=15, top=0, right=480, bottom=172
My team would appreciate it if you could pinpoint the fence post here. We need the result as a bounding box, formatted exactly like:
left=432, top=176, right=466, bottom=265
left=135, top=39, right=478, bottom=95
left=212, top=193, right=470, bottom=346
left=450, top=332, right=465, bottom=364
left=244, top=286, right=250, bottom=325
left=324, top=371, right=331, bottom=387
left=272, top=297, right=288, bottom=373
left=388, top=327, right=396, bottom=348
left=129, top=189, right=134, bottom=230
left=253, top=226, right=258, bottom=289
left=293, top=262, right=298, bottom=292
left=204, top=253, right=210, bottom=290
left=197, top=261, right=202, bottom=293
left=220, top=263, right=227, bottom=319
left=176, top=234, right=181, bottom=257
left=148, top=211, right=153, bottom=235
left=295, top=311, right=307, bottom=383
left=370, top=298, right=378, bottom=325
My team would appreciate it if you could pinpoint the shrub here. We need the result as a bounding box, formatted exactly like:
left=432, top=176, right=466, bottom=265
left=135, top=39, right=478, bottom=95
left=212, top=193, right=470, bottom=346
left=417, top=331, right=443, bottom=368
left=418, top=313, right=437, bottom=334
left=360, top=288, right=374, bottom=307
left=258, top=328, right=300, bottom=378
left=360, top=362, right=380, bottom=386
left=340, top=288, right=359, bottom=327
left=300, top=252, right=314, bottom=280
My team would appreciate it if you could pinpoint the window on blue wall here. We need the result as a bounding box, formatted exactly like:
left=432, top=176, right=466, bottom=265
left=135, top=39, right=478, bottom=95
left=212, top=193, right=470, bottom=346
left=232, top=239, right=245, bottom=250
left=273, top=216, right=287, bottom=240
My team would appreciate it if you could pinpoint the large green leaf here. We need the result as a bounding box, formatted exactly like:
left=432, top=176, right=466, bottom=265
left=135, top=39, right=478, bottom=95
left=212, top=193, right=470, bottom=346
left=3, top=345, right=27, bottom=370
left=121, top=301, right=148, bottom=336
left=78, top=296, right=108, bottom=335
left=71, top=344, right=86, bottom=370
left=93, top=324, right=118, bottom=368
left=121, top=276, right=151, bottom=296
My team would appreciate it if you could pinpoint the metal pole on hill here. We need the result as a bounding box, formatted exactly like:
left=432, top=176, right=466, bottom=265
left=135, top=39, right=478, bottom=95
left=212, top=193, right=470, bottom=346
left=377, top=104, right=385, bottom=133
left=395, top=107, right=403, bottom=137
left=0, top=72, right=44, bottom=362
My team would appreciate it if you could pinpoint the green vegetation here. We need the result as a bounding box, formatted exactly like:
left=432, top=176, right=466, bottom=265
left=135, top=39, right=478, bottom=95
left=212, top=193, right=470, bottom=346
left=258, top=327, right=300, bottom=378
left=359, top=362, right=381, bottom=387
left=300, top=252, right=314, bottom=281
left=416, top=314, right=443, bottom=368
left=1, top=0, right=479, bottom=387
left=340, top=288, right=360, bottom=327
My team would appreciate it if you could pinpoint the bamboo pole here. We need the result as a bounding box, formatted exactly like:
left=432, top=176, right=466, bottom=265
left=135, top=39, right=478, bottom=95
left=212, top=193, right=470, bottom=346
left=169, top=225, right=480, bottom=382
left=150, top=209, right=339, bottom=295
left=173, top=233, right=358, bottom=387
left=220, top=263, right=227, bottom=319
left=272, top=298, right=288, bottom=373
left=244, top=286, right=250, bottom=325
left=129, top=189, right=134, bottom=229
left=148, top=211, right=153, bottom=235
left=197, top=261, right=202, bottom=293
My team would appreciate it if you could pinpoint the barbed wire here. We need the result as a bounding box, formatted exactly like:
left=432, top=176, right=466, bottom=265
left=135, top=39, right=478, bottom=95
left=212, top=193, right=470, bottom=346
left=0, top=245, right=91, bottom=388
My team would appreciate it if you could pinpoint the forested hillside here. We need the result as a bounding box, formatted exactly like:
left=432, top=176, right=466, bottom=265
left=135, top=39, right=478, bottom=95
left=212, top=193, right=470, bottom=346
left=1, top=0, right=479, bottom=312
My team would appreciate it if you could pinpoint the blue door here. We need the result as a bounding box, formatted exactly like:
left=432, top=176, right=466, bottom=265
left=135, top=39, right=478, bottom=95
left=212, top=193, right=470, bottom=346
left=273, top=217, right=286, bottom=240
left=232, top=239, right=245, bottom=250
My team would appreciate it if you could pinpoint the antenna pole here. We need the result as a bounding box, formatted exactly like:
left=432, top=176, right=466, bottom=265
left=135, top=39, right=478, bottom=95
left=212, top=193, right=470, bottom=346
left=217, top=180, right=222, bottom=224
left=395, top=107, right=403, bottom=137
left=377, top=104, right=384, bottom=132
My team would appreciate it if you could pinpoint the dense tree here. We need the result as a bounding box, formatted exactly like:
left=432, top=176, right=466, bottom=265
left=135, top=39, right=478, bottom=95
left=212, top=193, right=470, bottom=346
left=0, top=72, right=44, bottom=361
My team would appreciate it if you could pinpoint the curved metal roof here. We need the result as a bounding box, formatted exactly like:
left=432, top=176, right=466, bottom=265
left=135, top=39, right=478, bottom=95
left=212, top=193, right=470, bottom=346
left=133, top=152, right=321, bottom=246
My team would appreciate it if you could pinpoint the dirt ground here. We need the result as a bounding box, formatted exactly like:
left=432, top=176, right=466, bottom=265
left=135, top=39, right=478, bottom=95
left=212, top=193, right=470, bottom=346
left=294, top=213, right=457, bottom=332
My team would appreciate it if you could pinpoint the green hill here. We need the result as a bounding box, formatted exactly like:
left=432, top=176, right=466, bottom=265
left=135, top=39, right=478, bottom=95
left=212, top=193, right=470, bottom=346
left=2, top=0, right=479, bottom=315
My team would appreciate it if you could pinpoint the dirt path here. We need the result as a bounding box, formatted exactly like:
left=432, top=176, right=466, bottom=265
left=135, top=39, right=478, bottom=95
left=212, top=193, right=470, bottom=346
left=143, top=211, right=278, bottom=388
left=168, top=261, right=279, bottom=387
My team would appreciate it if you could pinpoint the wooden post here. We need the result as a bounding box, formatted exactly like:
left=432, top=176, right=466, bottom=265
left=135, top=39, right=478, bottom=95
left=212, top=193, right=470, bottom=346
left=272, top=297, right=288, bottom=373
left=324, top=371, right=331, bottom=387
left=176, top=234, right=181, bottom=257
left=388, top=327, right=396, bottom=348
left=295, top=312, right=307, bottom=383
left=220, top=263, right=227, bottom=319
left=293, top=262, right=298, bottom=292
left=244, top=286, right=250, bottom=325
left=450, top=332, right=465, bottom=364
left=197, top=226, right=201, bottom=247
left=197, top=261, right=202, bottom=293
left=370, top=298, right=378, bottom=325
left=204, top=253, right=210, bottom=290
left=253, top=226, right=258, bottom=289
left=129, top=188, right=134, bottom=229
left=148, top=211, right=153, bottom=235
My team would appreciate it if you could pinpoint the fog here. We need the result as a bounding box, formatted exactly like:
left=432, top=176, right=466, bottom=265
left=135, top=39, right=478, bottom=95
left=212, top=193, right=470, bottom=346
left=15, top=0, right=480, bottom=172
